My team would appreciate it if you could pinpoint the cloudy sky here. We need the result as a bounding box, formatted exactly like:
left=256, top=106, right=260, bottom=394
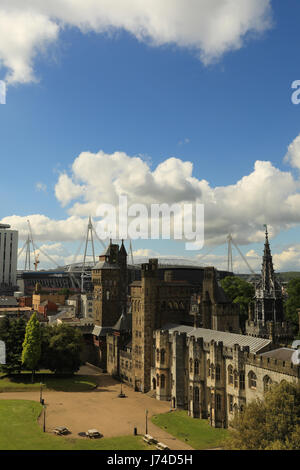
left=1, top=0, right=300, bottom=272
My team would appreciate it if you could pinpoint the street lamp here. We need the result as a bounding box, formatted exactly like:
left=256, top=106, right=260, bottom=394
left=145, top=409, right=148, bottom=435
left=43, top=405, right=46, bottom=433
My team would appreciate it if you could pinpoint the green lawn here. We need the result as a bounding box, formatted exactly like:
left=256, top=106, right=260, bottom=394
left=152, top=410, right=228, bottom=450
left=0, top=400, right=152, bottom=450
left=0, top=373, right=98, bottom=392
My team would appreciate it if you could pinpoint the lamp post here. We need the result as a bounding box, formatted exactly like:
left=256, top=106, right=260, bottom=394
left=145, top=409, right=148, bottom=435
left=43, top=405, right=46, bottom=433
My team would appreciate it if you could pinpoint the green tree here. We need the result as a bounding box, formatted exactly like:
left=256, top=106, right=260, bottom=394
left=284, top=279, right=300, bottom=333
left=21, top=313, right=41, bottom=381
left=220, top=276, right=254, bottom=332
left=225, top=381, right=300, bottom=450
left=0, top=317, right=26, bottom=374
left=40, top=324, right=83, bottom=374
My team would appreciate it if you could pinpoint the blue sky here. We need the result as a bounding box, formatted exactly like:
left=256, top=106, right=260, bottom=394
left=1, top=0, right=300, bottom=272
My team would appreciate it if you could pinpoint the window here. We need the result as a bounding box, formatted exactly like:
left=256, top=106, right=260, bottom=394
left=207, top=360, right=210, bottom=377
left=216, top=365, right=221, bottom=381
left=263, top=375, right=272, bottom=392
left=156, top=349, right=160, bottom=362
left=228, top=395, right=233, bottom=413
left=160, top=374, right=165, bottom=389
left=161, top=349, right=165, bottom=364
left=239, top=372, right=245, bottom=390
left=248, top=371, right=257, bottom=389
left=190, top=358, right=193, bottom=373
left=228, top=366, right=233, bottom=385
left=234, top=370, right=238, bottom=388
left=194, top=360, right=199, bottom=375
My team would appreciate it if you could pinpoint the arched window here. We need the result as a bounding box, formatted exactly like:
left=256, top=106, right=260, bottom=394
left=216, top=365, right=221, bottom=381
left=161, top=349, right=165, bottom=364
left=160, top=374, right=165, bottom=389
left=234, top=370, right=238, bottom=388
left=239, top=372, right=245, bottom=390
left=228, top=365, right=233, bottom=385
left=248, top=371, right=257, bottom=389
left=156, top=349, right=160, bottom=362
left=263, top=375, right=272, bottom=392
left=194, top=359, right=199, bottom=375
left=106, top=290, right=110, bottom=300
left=168, top=301, right=173, bottom=310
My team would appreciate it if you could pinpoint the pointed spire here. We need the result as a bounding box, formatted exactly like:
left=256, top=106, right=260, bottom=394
left=261, top=225, right=275, bottom=291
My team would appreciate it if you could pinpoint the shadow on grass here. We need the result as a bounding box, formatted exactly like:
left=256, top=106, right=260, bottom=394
left=0, top=373, right=99, bottom=392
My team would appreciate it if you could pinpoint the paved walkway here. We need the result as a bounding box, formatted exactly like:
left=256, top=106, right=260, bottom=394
left=0, top=367, right=193, bottom=451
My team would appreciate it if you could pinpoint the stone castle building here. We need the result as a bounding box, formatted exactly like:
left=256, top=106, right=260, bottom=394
left=154, top=325, right=299, bottom=428
left=89, top=236, right=299, bottom=429
left=246, top=227, right=293, bottom=343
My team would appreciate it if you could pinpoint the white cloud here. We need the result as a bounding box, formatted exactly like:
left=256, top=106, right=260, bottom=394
left=1, top=214, right=88, bottom=242
left=0, top=0, right=272, bottom=84
left=284, top=133, right=300, bottom=170
left=53, top=148, right=300, bottom=246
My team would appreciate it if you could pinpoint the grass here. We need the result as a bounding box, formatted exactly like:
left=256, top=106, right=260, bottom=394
left=0, top=372, right=98, bottom=392
left=152, top=410, right=229, bottom=450
left=0, top=400, right=153, bottom=450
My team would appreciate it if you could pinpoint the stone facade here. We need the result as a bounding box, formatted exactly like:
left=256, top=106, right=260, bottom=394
left=104, top=258, right=240, bottom=393
left=153, top=326, right=300, bottom=428
left=92, top=240, right=127, bottom=327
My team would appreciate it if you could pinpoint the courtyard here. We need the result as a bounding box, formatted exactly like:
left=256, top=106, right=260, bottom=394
left=0, top=365, right=193, bottom=450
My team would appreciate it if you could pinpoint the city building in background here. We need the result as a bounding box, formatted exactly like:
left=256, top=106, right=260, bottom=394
left=0, top=223, right=18, bottom=295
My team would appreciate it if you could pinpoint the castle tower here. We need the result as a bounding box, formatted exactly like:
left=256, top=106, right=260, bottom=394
left=131, top=259, right=159, bottom=393
left=92, top=240, right=122, bottom=327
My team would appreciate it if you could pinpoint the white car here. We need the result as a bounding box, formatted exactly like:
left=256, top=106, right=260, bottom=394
left=53, top=426, right=70, bottom=435
left=86, top=429, right=102, bottom=439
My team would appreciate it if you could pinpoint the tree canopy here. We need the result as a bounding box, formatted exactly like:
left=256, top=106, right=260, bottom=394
left=21, top=313, right=41, bottom=376
left=39, top=324, right=83, bottom=374
left=284, top=279, right=300, bottom=333
left=225, top=381, right=300, bottom=450
left=220, top=276, right=254, bottom=331
left=0, top=317, right=26, bottom=374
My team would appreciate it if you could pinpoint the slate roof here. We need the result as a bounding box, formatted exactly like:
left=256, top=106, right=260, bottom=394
left=112, top=312, right=132, bottom=331
left=93, top=260, right=120, bottom=270
left=260, top=348, right=297, bottom=361
left=160, top=323, right=272, bottom=354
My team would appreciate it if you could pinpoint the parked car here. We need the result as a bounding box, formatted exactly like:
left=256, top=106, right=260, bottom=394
left=86, top=429, right=102, bottom=439
left=53, top=426, right=70, bottom=435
